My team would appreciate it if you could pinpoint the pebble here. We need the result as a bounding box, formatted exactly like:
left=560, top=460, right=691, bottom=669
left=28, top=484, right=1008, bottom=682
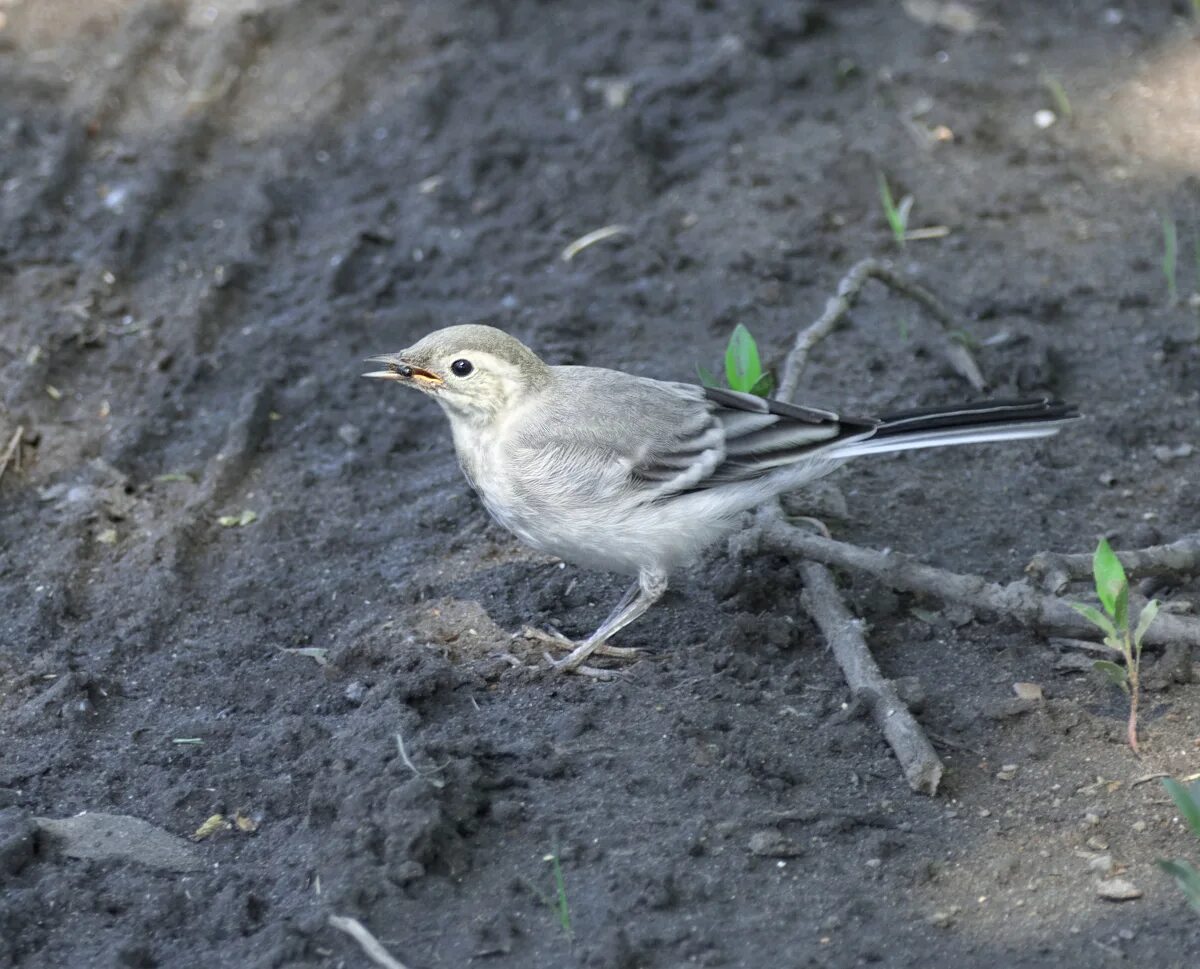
left=337, top=423, right=363, bottom=447
left=1152, top=443, right=1193, bottom=464
left=1087, top=854, right=1114, bottom=874
left=1096, top=878, right=1142, bottom=901
left=1132, top=820, right=1147, bottom=833
left=747, top=829, right=804, bottom=858
left=1012, top=682, right=1043, bottom=701
left=1034, top=109, right=1057, bottom=129
left=928, top=908, right=957, bottom=928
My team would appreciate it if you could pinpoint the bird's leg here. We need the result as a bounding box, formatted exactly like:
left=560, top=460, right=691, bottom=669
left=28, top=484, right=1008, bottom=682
left=546, top=570, right=668, bottom=673
left=521, top=579, right=641, bottom=658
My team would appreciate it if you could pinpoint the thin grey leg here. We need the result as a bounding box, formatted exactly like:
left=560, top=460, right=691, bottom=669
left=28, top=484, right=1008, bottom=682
left=549, top=569, right=668, bottom=673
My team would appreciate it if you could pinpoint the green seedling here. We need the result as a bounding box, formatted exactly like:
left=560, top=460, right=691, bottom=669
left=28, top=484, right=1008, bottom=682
left=542, top=853, right=573, bottom=940
left=1158, top=777, right=1200, bottom=913
left=877, top=172, right=913, bottom=247
left=698, top=323, right=775, bottom=397
left=1040, top=74, right=1072, bottom=121
left=1070, top=537, right=1159, bottom=754
left=1163, top=215, right=1179, bottom=305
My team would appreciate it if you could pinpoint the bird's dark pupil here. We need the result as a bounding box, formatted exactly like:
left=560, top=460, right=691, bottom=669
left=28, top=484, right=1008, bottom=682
left=451, top=359, right=473, bottom=376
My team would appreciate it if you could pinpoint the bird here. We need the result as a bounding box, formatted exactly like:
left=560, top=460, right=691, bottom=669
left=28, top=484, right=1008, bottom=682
left=365, top=324, right=1077, bottom=675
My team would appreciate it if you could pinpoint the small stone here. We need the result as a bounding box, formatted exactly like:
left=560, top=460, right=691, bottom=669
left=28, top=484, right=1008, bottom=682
left=929, top=909, right=956, bottom=928
left=1086, top=836, right=1109, bottom=851
left=1034, top=109, right=1057, bottom=129
left=1087, top=854, right=1114, bottom=874
left=337, top=423, right=363, bottom=447
left=1084, top=813, right=1100, bottom=826
left=1152, top=443, right=1193, bottom=464
left=1132, top=820, right=1147, bottom=833
left=748, top=829, right=804, bottom=858
left=1096, top=878, right=1141, bottom=901
left=892, top=676, right=926, bottom=711
left=1012, top=682, right=1043, bottom=701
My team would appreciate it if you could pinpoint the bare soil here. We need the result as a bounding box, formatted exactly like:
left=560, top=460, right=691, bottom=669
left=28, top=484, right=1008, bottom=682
left=2, top=1, right=1200, bottom=967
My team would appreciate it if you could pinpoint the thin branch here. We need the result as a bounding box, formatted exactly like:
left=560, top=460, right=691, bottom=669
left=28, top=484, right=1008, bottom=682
left=1028, top=534, right=1200, bottom=591
left=800, top=561, right=943, bottom=794
left=0, top=425, right=23, bottom=482
left=778, top=257, right=984, bottom=401
left=773, top=259, right=961, bottom=794
left=329, top=915, right=412, bottom=969
left=759, top=511, right=1200, bottom=648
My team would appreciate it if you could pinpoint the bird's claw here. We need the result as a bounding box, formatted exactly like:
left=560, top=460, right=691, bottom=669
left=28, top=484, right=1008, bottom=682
left=520, top=626, right=640, bottom=661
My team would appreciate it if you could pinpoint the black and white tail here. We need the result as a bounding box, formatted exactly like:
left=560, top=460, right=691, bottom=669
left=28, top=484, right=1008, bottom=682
left=831, top=398, right=1079, bottom=459
left=697, top=387, right=1078, bottom=487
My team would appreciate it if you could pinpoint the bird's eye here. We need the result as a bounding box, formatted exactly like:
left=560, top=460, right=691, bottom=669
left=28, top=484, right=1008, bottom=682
left=450, top=359, right=473, bottom=377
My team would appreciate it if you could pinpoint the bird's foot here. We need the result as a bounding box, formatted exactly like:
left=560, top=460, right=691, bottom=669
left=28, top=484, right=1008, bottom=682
left=519, top=626, right=639, bottom=677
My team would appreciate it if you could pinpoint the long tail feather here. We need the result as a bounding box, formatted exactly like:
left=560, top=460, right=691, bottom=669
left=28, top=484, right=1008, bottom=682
left=831, top=398, right=1078, bottom=459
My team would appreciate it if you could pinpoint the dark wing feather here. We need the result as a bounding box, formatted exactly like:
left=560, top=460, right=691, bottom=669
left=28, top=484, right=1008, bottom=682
left=628, top=386, right=876, bottom=496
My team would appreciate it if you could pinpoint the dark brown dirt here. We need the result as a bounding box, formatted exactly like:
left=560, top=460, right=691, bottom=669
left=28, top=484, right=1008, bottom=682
left=2, top=1, right=1200, bottom=966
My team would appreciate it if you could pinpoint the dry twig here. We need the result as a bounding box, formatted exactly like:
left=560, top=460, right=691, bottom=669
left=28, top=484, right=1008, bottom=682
left=1028, top=534, right=1200, bottom=592
left=561, top=224, right=630, bottom=262
left=759, top=513, right=1200, bottom=649
left=0, top=425, right=23, bottom=482
left=770, top=260, right=983, bottom=793
left=800, top=561, right=943, bottom=794
left=328, top=915, right=411, bottom=969
left=777, top=257, right=984, bottom=400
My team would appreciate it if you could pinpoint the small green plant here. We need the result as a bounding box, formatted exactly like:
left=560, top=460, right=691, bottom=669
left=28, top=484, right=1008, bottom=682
left=698, top=323, right=775, bottom=397
left=1040, top=74, right=1072, bottom=121
left=877, top=172, right=912, bottom=247
left=1163, top=215, right=1179, bottom=305
left=542, top=852, right=573, bottom=940
left=1158, top=777, right=1200, bottom=913
left=1192, top=0, right=1200, bottom=23
left=1070, top=537, right=1159, bottom=754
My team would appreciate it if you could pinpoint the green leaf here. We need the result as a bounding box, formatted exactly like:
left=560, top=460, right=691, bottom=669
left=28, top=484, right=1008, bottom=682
left=1134, top=599, right=1161, bottom=648
left=1157, top=859, right=1200, bottom=913
left=725, top=324, right=762, bottom=392
left=749, top=371, right=775, bottom=398
left=696, top=365, right=720, bottom=389
left=1093, top=659, right=1129, bottom=692
left=1070, top=602, right=1118, bottom=641
left=1162, top=778, right=1200, bottom=838
left=1113, top=582, right=1129, bottom=636
left=1092, top=538, right=1126, bottom=617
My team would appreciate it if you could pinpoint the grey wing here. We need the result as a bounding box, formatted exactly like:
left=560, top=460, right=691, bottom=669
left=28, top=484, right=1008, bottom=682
left=508, top=373, right=726, bottom=504
left=513, top=370, right=877, bottom=504
left=690, top=386, right=878, bottom=488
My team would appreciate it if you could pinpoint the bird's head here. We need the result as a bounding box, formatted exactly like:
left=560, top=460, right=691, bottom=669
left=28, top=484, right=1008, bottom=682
left=364, top=324, right=551, bottom=423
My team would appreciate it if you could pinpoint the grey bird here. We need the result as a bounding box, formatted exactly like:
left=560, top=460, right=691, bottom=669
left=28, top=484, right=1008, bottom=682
left=366, top=324, right=1077, bottom=674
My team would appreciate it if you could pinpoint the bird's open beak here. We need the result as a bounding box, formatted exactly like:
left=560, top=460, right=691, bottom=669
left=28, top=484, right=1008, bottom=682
left=362, top=355, right=444, bottom=388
